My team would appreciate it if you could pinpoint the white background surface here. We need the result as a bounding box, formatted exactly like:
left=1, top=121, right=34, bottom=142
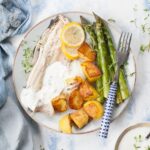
left=11, top=0, right=150, bottom=149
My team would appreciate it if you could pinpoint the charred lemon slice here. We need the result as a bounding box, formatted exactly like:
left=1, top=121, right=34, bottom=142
left=60, top=22, right=85, bottom=48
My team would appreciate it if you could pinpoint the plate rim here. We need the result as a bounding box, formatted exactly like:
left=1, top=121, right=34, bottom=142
left=12, top=11, right=137, bottom=134
left=115, top=122, right=150, bottom=150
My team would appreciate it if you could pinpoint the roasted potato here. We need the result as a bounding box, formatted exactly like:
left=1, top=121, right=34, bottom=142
left=65, top=76, right=83, bottom=87
left=74, top=76, right=83, bottom=84
left=83, top=101, right=104, bottom=119
left=81, top=61, right=101, bottom=82
left=78, top=42, right=96, bottom=61
left=69, top=89, right=83, bottom=110
left=59, top=114, right=72, bottom=134
left=70, top=109, right=89, bottom=128
left=52, top=94, right=67, bottom=112
left=79, top=81, right=99, bottom=101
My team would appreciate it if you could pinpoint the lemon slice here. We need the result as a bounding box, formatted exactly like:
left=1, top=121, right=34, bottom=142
left=61, top=43, right=79, bottom=60
left=60, top=22, right=85, bottom=48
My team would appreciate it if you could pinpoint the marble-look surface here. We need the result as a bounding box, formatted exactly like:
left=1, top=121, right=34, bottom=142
left=11, top=0, right=150, bottom=149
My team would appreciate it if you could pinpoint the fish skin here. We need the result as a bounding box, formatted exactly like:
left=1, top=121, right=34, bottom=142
left=32, top=15, right=68, bottom=66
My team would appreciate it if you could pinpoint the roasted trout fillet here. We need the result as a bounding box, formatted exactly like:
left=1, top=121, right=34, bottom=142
left=22, top=15, right=70, bottom=115
left=27, top=15, right=69, bottom=91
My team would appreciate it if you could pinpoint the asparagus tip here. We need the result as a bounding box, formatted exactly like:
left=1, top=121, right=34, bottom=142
left=93, top=12, right=100, bottom=21
left=93, top=12, right=104, bottom=24
left=80, top=16, right=89, bottom=25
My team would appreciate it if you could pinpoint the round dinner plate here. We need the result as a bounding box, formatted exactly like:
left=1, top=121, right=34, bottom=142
left=13, top=12, right=136, bottom=134
left=115, top=123, right=150, bottom=150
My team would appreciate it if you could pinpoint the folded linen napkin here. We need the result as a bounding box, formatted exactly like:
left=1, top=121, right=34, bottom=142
left=0, top=0, right=31, bottom=108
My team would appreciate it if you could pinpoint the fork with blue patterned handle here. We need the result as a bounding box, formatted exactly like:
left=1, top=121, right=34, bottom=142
left=99, top=32, right=132, bottom=139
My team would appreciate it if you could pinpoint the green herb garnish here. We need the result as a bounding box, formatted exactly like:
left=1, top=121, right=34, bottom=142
left=22, top=47, right=33, bottom=73
left=144, top=8, right=149, bottom=12
left=134, top=144, right=141, bottom=150
left=133, top=134, right=143, bottom=149
left=107, top=18, right=116, bottom=23
left=140, top=42, right=150, bottom=53
left=129, top=72, right=136, bottom=77
left=130, top=19, right=137, bottom=27
left=141, top=24, right=147, bottom=33
left=144, top=14, right=150, bottom=20
left=40, top=145, right=45, bottom=150
left=141, top=23, right=150, bottom=34
left=134, top=134, right=143, bottom=142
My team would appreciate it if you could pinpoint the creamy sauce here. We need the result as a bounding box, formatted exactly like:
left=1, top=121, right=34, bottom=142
left=20, top=60, right=85, bottom=114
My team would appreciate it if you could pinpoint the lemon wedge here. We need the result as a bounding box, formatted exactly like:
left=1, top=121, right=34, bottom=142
left=60, top=22, right=85, bottom=48
left=61, top=43, right=79, bottom=60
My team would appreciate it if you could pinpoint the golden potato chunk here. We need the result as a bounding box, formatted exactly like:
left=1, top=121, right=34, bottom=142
left=78, top=42, right=96, bottom=61
left=81, top=61, right=101, bottom=82
left=79, top=81, right=99, bottom=101
left=84, top=101, right=104, bottom=119
left=52, top=94, right=67, bottom=112
left=70, top=109, right=89, bottom=128
left=65, top=76, right=83, bottom=91
left=69, top=89, right=84, bottom=110
left=59, top=114, right=72, bottom=134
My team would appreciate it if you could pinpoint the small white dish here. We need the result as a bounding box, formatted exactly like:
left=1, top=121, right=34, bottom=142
left=115, top=123, right=150, bottom=150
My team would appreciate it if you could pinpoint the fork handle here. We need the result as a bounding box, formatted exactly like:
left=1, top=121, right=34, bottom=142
left=99, top=81, right=118, bottom=139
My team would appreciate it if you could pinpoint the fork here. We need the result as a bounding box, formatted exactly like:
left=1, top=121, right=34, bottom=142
left=99, top=32, right=132, bottom=139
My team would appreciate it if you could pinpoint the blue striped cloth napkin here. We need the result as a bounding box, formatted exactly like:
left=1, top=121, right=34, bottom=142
left=0, top=0, right=32, bottom=108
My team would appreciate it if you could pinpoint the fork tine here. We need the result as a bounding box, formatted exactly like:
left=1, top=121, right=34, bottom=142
left=126, top=33, right=132, bottom=57
left=123, top=33, right=132, bottom=61
left=118, top=32, right=123, bottom=45
left=118, top=32, right=132, bottom=55
left=127, top=33, right=132, bottom=51
left=121, top=32, right=127, bottom=52
left=124, top=33, right=132, bottom=53
left=124, top=33, right=129, bottom=52
left=118, top=32, right=123, bottom=51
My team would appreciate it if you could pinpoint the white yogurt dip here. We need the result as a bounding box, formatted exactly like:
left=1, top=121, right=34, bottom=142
left=20, top=60, right=85, bottom=115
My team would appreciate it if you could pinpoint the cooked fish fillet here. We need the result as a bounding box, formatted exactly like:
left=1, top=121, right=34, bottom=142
left=24, top=15, right=70, bottom=115
left=31, top=28, right=50, bottom=66
left=27, top=15, right=69, bottom=90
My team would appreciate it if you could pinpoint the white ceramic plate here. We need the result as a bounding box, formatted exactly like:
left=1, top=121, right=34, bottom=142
left=13, top=12, right=136, bottom=134
left=115, top=123, right=150, bottom=150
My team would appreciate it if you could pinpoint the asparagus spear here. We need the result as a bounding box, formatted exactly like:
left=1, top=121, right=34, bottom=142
left=80, top=16, right=104, bottom=103
left=96, top=52, right=105, bottom=103
left=102, top=20, right=130, bottom=100
left=93, top=13, right=110, bottom=98
left=93, top=13, right=125, bottom=103
left=119, top=69, right=129, bottom=100
left=80, top=16, right=98, bottom=51
left=81, top=15, right=123, bottom=103
left=103, top=26, right=123, bottom=104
